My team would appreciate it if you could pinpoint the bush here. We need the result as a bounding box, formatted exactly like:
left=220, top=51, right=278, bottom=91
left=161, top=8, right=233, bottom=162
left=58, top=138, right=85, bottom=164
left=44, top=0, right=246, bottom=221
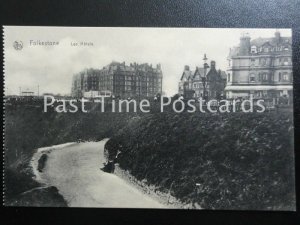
left=105, top=111, right=295, bottom=210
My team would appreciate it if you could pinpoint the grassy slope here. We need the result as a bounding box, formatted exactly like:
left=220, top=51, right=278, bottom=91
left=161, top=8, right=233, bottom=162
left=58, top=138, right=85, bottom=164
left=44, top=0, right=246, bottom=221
left=105, top=111, right=295, bottom=210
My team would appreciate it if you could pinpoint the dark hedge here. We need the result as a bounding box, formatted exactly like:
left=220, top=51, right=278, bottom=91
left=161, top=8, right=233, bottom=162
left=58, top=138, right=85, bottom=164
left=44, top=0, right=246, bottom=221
left=105, top=111, right=295, bottom=210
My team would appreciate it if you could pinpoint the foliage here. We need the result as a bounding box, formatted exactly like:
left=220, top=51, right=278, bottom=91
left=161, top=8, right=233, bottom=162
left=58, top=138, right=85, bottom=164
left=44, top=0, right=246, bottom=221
left=106, top=111, right=295, bottom=210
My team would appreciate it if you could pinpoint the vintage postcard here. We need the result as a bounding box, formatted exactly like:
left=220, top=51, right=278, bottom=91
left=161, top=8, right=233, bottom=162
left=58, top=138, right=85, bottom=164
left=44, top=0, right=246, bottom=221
left=3, top=26, right=295, bottom=210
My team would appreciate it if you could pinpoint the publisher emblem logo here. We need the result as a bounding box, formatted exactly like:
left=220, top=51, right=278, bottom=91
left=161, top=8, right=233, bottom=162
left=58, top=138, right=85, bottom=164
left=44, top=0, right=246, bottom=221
left=13, top=41, right=23, bottom=50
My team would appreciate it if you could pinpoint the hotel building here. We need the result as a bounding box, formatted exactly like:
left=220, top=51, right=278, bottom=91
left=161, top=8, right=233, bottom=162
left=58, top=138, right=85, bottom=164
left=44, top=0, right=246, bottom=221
left=71, top=61, right=163, bottom=99
left=225, top=31, right=292, bottom=100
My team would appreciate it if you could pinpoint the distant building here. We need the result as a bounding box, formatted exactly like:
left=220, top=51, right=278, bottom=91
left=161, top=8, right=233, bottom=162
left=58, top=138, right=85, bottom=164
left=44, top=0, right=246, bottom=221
left=226, top=31, right=292, bottom=100
left=71, top=72, right=85, bottom=98
left=178, top=56, right=226, bottom=99
left=21, top=91, right=35, bottom=97
left=72, top=61, right=163, bottom=99
left=178, top=65, right=196, bottom=99
left=206, top=61, right=227, bottom=99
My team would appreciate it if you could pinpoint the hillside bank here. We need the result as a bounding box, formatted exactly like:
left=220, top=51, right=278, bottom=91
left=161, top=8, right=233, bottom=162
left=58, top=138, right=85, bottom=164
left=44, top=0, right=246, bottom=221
left=105, top=111, right=295, bottom=210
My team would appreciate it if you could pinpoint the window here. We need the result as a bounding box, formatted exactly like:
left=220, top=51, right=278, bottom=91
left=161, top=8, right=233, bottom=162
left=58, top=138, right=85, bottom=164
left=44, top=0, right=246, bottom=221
left=227, top=73, right=231, bottom=82
left=282, top=73, right=289, bottom=81
left=251, top=46, right=257, bottom=53
left=262, top=73, right=268, bottom=81
left=263, top=90, right=268, bottom=97
left=249, top=74, right=255, bottom=82
left=283, top=58, right=289, bottom=66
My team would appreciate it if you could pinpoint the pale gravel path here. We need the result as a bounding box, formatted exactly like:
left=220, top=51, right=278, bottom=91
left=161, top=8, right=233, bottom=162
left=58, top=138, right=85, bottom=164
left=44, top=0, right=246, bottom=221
left=34, top=139, right=165, bottom=208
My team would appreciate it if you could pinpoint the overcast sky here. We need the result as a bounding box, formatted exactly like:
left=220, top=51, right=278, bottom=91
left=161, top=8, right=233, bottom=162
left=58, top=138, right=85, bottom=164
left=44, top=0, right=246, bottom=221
left=4, top=26, right=291, bottom=96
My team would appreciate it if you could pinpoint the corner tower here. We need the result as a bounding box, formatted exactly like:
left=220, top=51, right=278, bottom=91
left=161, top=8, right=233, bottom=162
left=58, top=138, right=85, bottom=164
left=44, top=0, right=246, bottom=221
left=239, top=33, right=251, bottom=55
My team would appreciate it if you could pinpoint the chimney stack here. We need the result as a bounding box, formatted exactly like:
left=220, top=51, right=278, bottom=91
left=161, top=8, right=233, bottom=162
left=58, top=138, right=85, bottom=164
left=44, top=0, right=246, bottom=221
left=210, top=61, right=216, bottom=69
left=239, top=33, right=251, bottom=55
left=275, top=30, right=281, bottom=43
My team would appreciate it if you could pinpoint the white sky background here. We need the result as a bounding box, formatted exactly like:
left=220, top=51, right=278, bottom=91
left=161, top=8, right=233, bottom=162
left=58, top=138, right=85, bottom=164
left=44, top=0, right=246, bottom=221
left=4, top=27, right=291, bottom=96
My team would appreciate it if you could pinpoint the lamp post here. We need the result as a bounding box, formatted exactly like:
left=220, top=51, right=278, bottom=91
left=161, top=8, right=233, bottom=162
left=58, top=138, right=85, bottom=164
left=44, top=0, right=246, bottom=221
left=202, top=54, right=209, bottom=101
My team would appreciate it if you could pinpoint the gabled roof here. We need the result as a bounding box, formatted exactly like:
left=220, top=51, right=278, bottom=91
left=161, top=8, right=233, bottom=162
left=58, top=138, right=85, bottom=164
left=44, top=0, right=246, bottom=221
left=180, top=70, right=194, bottom=81
left=206, top=68, right=227, bottom=81
left=206, top=68, right=218, bottom=79
left=193, top=67, right=205, bottom=80
left=261, top=41, right=274, bottom=47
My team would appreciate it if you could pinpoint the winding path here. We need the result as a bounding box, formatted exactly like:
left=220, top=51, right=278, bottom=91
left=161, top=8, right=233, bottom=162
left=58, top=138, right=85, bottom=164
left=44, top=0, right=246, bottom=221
left=34, top=139, right=164, bottom=208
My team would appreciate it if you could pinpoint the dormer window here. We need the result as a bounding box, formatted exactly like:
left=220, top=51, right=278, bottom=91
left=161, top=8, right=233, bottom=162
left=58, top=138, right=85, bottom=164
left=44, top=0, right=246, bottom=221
left=251, top=46, right=257, bottom=53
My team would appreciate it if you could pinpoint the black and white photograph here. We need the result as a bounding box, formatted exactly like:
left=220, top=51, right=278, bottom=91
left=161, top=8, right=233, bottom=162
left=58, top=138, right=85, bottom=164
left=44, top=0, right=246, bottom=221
left=3, top=26, right=295, bottom=211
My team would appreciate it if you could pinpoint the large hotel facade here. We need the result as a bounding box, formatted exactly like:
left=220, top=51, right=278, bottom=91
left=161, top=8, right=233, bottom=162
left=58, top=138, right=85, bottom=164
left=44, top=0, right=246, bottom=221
left=71, top=62, right=163, bottom=99
left=226, top=31, right=293, bottom=99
